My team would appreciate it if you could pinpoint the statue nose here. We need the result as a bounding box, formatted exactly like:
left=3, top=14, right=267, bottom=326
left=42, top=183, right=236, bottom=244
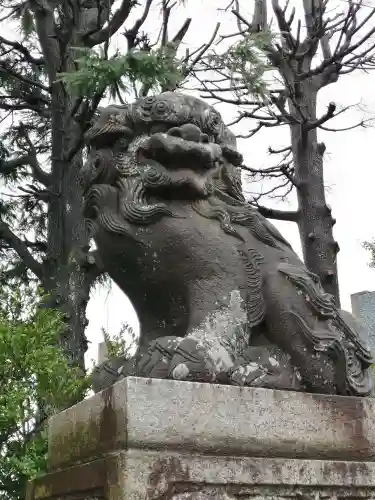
left=167, top=124, right=204, bottom=143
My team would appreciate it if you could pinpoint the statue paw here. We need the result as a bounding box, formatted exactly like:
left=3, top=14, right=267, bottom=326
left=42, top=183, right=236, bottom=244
left=91, top=354, right=136, bottom=394
left=135, top=336, right=233, bottom=383
left=229, top=346, right=303, bottom=391
left=135, top=336, right=184, bottom=378
left=168, top=337, right=219, bottom=383
left=134, top=337, right=303, bottom=392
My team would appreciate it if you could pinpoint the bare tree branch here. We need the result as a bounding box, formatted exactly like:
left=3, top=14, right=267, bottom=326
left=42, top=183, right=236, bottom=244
left=67, top=91, right=105, bottom=162
left=124, top=0, right=153, bottom=49
left=0, top=65, right=49, bottom=93
left=171, top=18, right=192, bottom=48
left=272, top=0, right=296, bottom=50
left=30, top=0, right=60, bottom=80
left=0, top=221, right=43, bottom=280
left=0, top=99, right=50, bottom=117
left=18, top=122, right=51, bottom=187
left=0, top=36, right=44, bottom=66
left=86, top=0, right=143, bottom=47
left=161, top=0, right=171, bottom=46
left=269, top=145, right=292, bottom=155
left=306, top=102, right=336, bottom=130
left=182, top=22, right=220, bottom=77
left=0, top=155, right=30, bottom=176
left=252, top=203, right=299, bottom=222
left=319, top=118, right=373, bottom=132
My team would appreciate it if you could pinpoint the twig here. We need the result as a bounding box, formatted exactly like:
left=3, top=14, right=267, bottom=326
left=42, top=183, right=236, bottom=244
left=18, top=122, right=51, bottom=186
left=252, top=203, right=299, bottom=222
left=0, top=221, right=43, bottom=280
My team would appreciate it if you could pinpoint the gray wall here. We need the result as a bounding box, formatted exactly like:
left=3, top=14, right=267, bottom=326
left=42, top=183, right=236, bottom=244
left=351, top=290, right=375, bottom=352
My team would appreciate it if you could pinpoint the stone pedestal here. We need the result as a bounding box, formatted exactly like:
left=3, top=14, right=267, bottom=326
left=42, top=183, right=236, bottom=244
left=27, top=377, right=375, bottom=500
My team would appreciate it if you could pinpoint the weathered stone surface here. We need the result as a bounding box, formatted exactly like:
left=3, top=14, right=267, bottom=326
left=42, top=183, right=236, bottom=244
left=228, top=345, right=302, bottom=390
left=49, top=377, right=375, bottom=471
left=26, top=454, right=124, bottom=500
left=91, top=354, right=135, bottom=394
left=29, top=449, right=375, bottom=500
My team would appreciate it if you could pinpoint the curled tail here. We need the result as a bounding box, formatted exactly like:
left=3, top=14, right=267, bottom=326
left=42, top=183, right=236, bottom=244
left=278, top=262, right=373, bottom=396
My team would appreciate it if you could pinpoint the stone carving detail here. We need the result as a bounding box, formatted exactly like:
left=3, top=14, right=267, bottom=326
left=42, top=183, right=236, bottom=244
left=145, top=458, right=375, bottom=500
left=147, top=457, right=192, bottom=500
left=81, top=92, right=373, bottom=397
left=54, top=495, right=104, bottom=500
left=168, top=490, right=375, bottom=500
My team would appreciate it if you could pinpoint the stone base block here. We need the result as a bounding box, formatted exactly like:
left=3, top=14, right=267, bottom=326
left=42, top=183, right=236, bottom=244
left=27, top=378, right=375, bottom=500
left=28, top=450, right=375, bottom=500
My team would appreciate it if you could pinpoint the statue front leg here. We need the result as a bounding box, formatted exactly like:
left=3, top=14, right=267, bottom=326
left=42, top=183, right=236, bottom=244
left=135, top=281, right=250, bottom=383
left=168, top=288, right=250, bottom=382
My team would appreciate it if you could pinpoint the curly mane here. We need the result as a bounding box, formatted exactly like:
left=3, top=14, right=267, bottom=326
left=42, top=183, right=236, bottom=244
left=84, top=93, right=292, bottom=250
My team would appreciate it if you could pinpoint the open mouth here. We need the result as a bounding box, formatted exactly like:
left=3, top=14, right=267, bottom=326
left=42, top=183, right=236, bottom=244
left=81, top=123, right=225, bottom=203
left=138, top=130, right=222, bottom=173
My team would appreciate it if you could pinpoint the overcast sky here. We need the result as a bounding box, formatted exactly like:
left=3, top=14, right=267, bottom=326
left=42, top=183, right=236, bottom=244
left=84, top=0, right=375, bottom=365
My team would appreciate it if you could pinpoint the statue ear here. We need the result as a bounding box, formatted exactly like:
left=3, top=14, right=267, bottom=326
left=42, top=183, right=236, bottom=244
left=221, top=162, right=246, bottom=203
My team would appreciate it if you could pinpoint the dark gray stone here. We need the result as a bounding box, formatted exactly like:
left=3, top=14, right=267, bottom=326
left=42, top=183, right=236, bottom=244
left=136, top=336, right=183, bottom=379
left=81, top=92, right=373, bottom=397
left=91, top=354, right=135, bottom=394
left=228, top=346, right=303, bottom=391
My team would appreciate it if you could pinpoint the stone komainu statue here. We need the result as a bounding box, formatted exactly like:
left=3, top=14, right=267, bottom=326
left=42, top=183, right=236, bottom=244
left=81, top=92, right=373, bottom=396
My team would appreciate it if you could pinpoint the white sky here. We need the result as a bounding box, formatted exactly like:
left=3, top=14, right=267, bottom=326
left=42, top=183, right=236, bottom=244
left=86, top=0, right=375, bottom=365
left=0, top=0, right=373, bottom=366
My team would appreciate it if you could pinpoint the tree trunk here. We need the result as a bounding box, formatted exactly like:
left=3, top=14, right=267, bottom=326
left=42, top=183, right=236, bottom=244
left=289, top=85, right=340, bottom=305
left=42, top=258, right=93, bottom=370
left=29, top=2, right=105, bottom=370
left=44, top=82, right=93, bottom=370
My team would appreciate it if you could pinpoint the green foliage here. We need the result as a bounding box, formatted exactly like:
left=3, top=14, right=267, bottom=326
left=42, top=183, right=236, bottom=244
left=101, top=322, right=138, bottom=359
left=363, top=240, right=375, bottom=268
left=58, top=46, right=183, bottom=98
left=20, top=5, right=35, bottom=37
left=0, top=282, right=90, bottom=500
left=208, top=31, right=274, bottom=99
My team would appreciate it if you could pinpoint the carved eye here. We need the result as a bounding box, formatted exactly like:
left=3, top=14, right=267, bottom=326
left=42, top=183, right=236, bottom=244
left=114, top=137, right=130, bottom=152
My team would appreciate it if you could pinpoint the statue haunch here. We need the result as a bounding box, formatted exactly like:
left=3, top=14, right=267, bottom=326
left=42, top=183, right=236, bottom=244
left=82, top=92, right=373, bottom=397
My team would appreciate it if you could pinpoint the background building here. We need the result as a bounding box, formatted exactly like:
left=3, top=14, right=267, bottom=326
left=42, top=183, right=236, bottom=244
left=351, top=290, right=375, bottom=352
